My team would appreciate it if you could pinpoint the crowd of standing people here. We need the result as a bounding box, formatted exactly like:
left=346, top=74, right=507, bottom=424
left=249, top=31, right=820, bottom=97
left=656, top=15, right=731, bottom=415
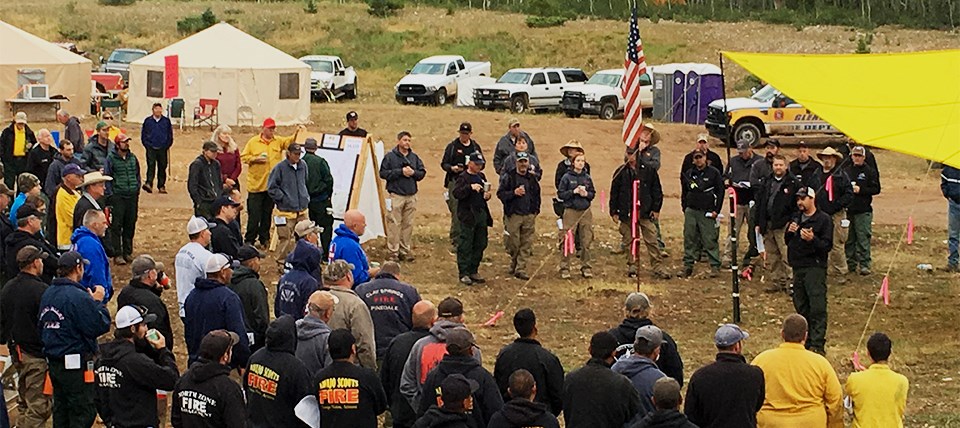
left=0, top=107, right=947, bottom=427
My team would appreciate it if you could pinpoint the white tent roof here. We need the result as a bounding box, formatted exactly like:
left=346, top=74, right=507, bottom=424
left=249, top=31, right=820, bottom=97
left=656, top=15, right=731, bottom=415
left=131, top=22, right=308, bottom=70
left=0, top=20, right=91, bottom=66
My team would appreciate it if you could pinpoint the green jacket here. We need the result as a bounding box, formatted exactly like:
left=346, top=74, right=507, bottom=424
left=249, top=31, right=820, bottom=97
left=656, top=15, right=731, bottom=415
left=105, top=150, right=141, bottom=196
left=303, top=152, right=333, bottom=202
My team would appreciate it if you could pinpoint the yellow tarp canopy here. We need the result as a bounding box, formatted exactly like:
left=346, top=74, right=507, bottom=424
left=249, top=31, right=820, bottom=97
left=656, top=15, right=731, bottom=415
left=723, top=50, right=960, bottom=168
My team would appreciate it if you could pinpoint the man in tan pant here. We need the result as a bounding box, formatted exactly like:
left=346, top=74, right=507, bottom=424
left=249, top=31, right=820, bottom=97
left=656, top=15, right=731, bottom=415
left=813, top=147, right=854, bottom=279
left=497, top=152, right=541, bottom=280
left=755, top=155, right=799, bottom=292
left=379, top=131, right=427, bottom=262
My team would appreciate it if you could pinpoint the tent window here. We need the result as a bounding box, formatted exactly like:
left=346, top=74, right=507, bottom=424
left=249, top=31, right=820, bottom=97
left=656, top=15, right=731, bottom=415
left=146, top=71, right=164, bottom=98
left=279, top=73, right=299, bottom=100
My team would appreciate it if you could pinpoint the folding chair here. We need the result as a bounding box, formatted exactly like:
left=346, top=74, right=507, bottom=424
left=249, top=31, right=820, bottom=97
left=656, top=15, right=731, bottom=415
left=193, top=98, right=219, bottom=130
left=237, top=106, right=254, bottom=127
left=99, top=99, right=123, bottom=122
left=168, top=98, right=186, bottom=130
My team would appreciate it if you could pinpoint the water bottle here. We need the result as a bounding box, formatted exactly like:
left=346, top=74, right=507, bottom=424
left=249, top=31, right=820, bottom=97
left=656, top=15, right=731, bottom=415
left=917, top=264, right=934, bottom=271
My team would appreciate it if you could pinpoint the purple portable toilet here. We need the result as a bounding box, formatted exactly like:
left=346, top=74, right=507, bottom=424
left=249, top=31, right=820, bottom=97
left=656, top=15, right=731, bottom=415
left=685, top=72, right=701, bottom=124
left=672, top=70, right=685, bottom=123
left=699, top=74, right=724, bottom=122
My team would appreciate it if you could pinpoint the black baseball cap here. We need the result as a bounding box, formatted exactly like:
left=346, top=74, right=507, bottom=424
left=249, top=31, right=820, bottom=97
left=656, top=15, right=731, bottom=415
left=237, top=244, right=266, bottom=262
left=437, top=297, right=464, bottom=318
left=441, top=374, right=479, bottom=404
left=212, top=195, right=240, bottom=214
left=765, top=139, right=781, bottom=148
left=16, top=204, right=42, bottom=221
left=466, top=152, right=485, bottom=165
left=58, top=251, right=90, bottom=268
left=202, top=141, right=219, bottom=152
left=458, top=122, right=472, bottom=133
left=287, top=143, right=302, bottom=153
left=346, top=111, right=358, bottom=121
left=445, top=328, right=476, bottom=354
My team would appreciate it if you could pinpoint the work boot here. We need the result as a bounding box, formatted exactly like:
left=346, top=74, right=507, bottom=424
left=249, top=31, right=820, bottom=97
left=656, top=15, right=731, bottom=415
left=560, top=269, right=571, bottom=280
left=626, top=265, right=638, bottom=278
left=158, top=187, right=168, bottom=194
left=514, top=271, right=530, bottom=280
left=469, top=273, right=486, bottom=284
left=141, top=184, right=153, bottom=194
left=114, top=257, right=127, bottom=266
left=677, top=266, right=693, bottom=278
left=859, top=267, right=872, bottom=276
left=660, top=249, right=670, bottom=259
left=581, top=268, right=594, bottom=278
left=459, top=275, right=473, bottom=286
left=123, top=254, right=134, bottom=263
left=653, top=270, right=672, bottom=280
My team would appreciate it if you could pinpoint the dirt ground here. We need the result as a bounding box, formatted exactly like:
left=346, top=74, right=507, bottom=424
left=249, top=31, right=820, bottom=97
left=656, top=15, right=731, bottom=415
left=16, top=101, right=959, bottom=426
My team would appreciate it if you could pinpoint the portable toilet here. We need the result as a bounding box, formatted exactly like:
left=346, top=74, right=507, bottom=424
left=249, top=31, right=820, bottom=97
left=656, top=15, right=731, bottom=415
left=651, top=63, right=722, bottom=124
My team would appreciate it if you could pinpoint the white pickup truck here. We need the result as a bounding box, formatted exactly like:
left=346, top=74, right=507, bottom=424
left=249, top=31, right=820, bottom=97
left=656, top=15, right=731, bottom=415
left=395, top=55, right=491, bottom=106
left=560, top=69, right=653, bottom=120
left=299, top=55, right=358, bottom=101
left=473, top=68, right=588, bottom=113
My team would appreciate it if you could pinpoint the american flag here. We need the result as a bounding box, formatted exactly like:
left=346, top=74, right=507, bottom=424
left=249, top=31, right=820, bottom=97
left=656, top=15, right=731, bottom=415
left=622, top=3, right=648, bottom=147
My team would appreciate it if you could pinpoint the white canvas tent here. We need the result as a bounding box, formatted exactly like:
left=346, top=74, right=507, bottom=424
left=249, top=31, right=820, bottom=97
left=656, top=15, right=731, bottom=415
left=127, top=23, right=310, bottom=126
left=455, top=76, right=497, bottom=107
left=0, top=20, right=91, bottom=121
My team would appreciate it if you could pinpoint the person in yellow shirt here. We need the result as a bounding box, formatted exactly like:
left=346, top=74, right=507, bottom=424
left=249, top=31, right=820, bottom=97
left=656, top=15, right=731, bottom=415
left=844, top=332, right=909, bottom=428
left=100, top=112, right=122, bottom=142
left=0, top=112, right=38, bottom=189
left=53, top=164, right=85, bottom=250
left=239, top=117, right=304, bottom=247
left=752, top=314, right=843, bottom=428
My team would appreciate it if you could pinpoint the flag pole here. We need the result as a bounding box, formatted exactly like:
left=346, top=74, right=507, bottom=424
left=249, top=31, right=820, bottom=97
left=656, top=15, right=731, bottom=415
left=719, top=52, right=741, bottom=324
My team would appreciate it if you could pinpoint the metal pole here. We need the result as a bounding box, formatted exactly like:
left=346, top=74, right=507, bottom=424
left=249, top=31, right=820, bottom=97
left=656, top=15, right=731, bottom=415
left=720, top=52, right=741, bottom=324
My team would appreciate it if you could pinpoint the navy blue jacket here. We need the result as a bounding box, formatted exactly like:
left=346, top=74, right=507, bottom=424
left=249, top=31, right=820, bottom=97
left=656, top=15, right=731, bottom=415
left=379, top=147, right=427, bottom=196
left=943, top=166, right=960, bottom=204
left=354, top=272, right=422, bottom=357
left=558, top=169, right=595, bottom=211
left=141, top=115, right=173, bottom=150
left=275, top=242, right=322, bottom=319
left=329, top=224, right=370, bottom=284
left=184, top=278, right=251, bottom=368
left=38, top=278, right=111, bottom=357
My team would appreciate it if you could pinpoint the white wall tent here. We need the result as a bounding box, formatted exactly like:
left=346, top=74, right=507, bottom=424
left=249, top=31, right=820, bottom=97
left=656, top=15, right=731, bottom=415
left=127, top=23, right=310, bottom=126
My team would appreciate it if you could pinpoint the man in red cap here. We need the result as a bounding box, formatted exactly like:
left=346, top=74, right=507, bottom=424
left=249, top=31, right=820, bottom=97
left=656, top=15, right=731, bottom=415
left=104, top=133, right=142, bottom=264
left=239, top=118, right=305, bottom=247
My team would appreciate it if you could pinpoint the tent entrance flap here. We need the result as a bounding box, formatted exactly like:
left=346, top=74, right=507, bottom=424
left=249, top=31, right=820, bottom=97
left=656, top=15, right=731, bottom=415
left=721, top=50, right=960, bottom=168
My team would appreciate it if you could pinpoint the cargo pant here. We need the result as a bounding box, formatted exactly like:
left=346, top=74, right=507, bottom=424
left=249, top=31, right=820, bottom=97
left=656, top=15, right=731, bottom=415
left=560, top=208, right=593, bottom=271
left=683, top=208, right=721, bottom=268
left=792, top=266, right=828, bottom=352
left=830, top=210, right=849, bottom=275
left=446, top=181, right=460, bottom=250
left=723, top=203, right=758, bottom=267
left=457, top=211, right=488, bottom=277
left=619, top=218, right=663, bottom=273
left=949, top=199, right=960, bottom=267
left=504, top=213, right=536, bottom=275
left=13, top=350, right=52, bottom=427
left=387, top=193, right=418, bottom=258
left=845, top=211, right=873, bottom=271
left=763, top=226, right=790, bottom=286
left=48, top=356, right=96, bottom=428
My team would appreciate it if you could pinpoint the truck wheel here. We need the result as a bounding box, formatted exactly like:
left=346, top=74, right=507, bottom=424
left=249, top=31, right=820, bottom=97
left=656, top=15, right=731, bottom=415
left=564, top=111, right=581, bottom=118
left=733, top=122, right=762, bottom=147
left=345, top=79, right=357, bottom=99
left=510, top=95, right=527, bottom=114
left=600, top=102, right=617, bottom=120
left=434, top=88, right=447, bottom=106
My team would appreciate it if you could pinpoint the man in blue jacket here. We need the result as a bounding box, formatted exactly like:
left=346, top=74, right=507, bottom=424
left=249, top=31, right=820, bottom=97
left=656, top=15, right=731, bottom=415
left=611, top=325, right=667, bottom=425
left=941, top=165, right=960, bottom=272
left=39, top=251, right=111, bottom=428
left=276, top=235, right=322, bottom=319
left=141, top=103, right=174, bottom=194
left=184, top=253, right=251, bottom=368
left=71, top=209, right=113, bottom=300
left=355, top=261, right=421, bottom=358
left=329, top=209, right=378, bottom=285
left=268, top=143, right=310, bottom=215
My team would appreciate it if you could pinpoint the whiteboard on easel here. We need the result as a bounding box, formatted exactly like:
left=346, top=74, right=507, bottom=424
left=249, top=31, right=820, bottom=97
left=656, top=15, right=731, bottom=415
left=298, top=133, right=386, bottom=243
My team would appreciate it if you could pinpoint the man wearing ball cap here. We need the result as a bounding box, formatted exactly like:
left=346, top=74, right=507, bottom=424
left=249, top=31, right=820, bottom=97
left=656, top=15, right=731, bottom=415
left=183, top=253, right=251, bottom=367
left=785, top=187, right=834, bottom=354
left=117, top=255, right=175, bottom=351
left=339, top=110, right=368, bottom=137
left=104, top=133, right=142, bottom=264
left=175, top=216, right=215, bottom=319
left=95, top=305, right=178, bottom=428
left=240, top=117, right=306, bottom=247
left=684, top=324, right=764, bottom=427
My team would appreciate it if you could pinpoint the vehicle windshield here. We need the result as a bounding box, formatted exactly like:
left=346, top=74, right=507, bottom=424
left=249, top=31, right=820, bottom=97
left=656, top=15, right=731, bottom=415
left=108, top=50, right=146, bottom=64
left=410, top=63, right=445, bottom=75
left=751, top=84, right=780, bottom=103
left=587, top=73, right=621, bottom=87
left=305, top=60, right=334, bottom=73
left=497, top=72, right=531, bottom=84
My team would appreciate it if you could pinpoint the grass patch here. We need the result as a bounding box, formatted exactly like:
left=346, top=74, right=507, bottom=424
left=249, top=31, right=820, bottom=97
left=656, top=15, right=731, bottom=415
left=526, top=15, right=568, bottom=28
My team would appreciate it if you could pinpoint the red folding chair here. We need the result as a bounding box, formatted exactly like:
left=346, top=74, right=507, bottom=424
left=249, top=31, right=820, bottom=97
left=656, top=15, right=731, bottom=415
left=193, top=98, right=219, bottom=130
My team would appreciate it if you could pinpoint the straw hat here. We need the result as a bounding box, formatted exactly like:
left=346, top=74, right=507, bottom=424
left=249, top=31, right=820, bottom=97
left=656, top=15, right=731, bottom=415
left=816, top=146, right=843, bottom=161
left=640, top=122, right=661, bottom=146
left=81, top=171, right=113, bottom=187
left=559, top=140, right=585, bottom=158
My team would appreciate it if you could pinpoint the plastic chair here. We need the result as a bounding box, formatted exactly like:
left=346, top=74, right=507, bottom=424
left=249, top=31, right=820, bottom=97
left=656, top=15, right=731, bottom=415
left=193, top=98, right=219, bottom=130
left=168, top=98, right=186, bottom=130
left=99, top=99, right=122, bottom=122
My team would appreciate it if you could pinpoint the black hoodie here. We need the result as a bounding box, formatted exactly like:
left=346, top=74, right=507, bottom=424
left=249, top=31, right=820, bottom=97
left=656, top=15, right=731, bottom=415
left=630, top=409, right=698, bottom=428
left=418, top=354, right=504, bottom=428
left=609, top=317, right=684, bottom=387
left=171, top=359, right=247, bottom=428
left=493, top=338, right=564, bottom=415
left=229, top=265, right=270, bottom=352
left=117, top=279, right=175, bottom=351
left=95, top=338, right=179, bottom=428
left=3, top=229, right=57, bottom=282
left=245, top=316, right=314, bottom=428
left=315, top=359, right=388, bottom=428
left=487, top=398, right=560, bottom=428
left=414, top=406, right=477, bottom=428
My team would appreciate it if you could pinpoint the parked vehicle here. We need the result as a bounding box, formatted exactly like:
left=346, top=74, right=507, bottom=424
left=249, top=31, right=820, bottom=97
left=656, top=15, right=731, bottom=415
left=395, top=55, right=491, bottom=106
left=299, top=55, right=358, bottom=101
left=560, top=69, right=653, bottom=120
left=473, top=68, right=588, bottom=114
left=99, top=48, right=148, bottom=82
left=705, top=84, right=842, bottom=147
